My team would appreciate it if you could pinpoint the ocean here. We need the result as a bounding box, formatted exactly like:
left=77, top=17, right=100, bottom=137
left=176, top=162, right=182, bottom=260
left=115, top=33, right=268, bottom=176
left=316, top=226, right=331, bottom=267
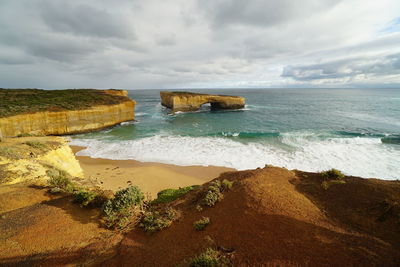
left=70, top=88, right=400, bottom=180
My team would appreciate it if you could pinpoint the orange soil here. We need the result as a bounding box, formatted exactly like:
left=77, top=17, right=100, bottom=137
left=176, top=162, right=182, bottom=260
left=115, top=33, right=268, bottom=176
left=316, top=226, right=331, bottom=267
left=1, top=163, right=399, bottom=266
left=0, top=183, right=122, bottom=266
left=106, top=167, right=400, bottom=267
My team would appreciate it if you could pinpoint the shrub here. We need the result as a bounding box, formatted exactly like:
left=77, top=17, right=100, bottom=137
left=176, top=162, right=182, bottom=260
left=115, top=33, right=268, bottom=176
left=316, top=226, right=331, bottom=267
left=321, top=179, right=346, bottom=190
left=221, top=179, right=233, bottom=190
left=25, top=140, right=47, bottom=149
left=189, top=248, right=230, bottom=267
left=0, top=147, right=22, bottom=159
left=320, top=168, right=345, bottom=180
left=202, top=179, right=233, bottom=207
left=47, top=168, right=76, bottom=193
left=152, top=185, right=199, bottom=204
left=193, top=217, right=210, bottom=231
left=321, top=181, right=329, bottom=190
left=73, top=189, right=97, bottom=207
left=140, top=207, right=177, bottom=233
left=102, top=186, right=144, bottom=229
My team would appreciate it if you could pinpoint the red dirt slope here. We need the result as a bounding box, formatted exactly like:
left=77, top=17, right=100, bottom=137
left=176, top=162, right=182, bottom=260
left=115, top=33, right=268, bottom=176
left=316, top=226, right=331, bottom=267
left=106, top=166, right=400, bottom=267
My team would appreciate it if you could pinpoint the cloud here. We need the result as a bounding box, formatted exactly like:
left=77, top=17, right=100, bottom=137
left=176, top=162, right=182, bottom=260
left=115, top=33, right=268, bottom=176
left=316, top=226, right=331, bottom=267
left=198, top=0, right=340, bottom=28
left=282, top=53, right=400, bottom=81
left=40, top=2, right=134, bottom=39
left=0, top=0, right=399, bottom=89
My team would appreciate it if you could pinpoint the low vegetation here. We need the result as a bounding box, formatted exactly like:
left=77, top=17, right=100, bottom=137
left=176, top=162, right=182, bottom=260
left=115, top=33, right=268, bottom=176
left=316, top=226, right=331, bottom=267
left=25, top=140, right=47, bottom=149
left=152, top=185, right=199, bottom=204
left=47, top=168, right=77, bottom=193
left=202, top=179, right=233, bottom=207
left=73, top=189, right=97, bottom=207
left=0, top=88, right=129, bottom=118
left=193, top=217, right=210, bottom=231
left=320, top=169, right=346, bottom=190
left=140, top=207, right=177, bottom=233
left=102, top=186, right=144, bottom=229
left=321, top=168, right=345, bottom=180
left=189, top=248, right=230, bottom=267
left=0, top=147, right=20, bottom=159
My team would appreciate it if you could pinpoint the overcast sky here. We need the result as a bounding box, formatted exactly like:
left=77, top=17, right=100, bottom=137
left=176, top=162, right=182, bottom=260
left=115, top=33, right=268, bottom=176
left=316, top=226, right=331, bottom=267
left=1, top=0, right=400, bottom=89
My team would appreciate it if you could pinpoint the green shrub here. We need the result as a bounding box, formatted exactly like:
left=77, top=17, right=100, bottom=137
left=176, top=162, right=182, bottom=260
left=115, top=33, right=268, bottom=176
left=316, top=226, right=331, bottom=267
left=193, top=217, right=210, bottom=231
left=321, top=179, right=346, bottom=190
left=73, top=190, right=97, bottom=207
left=47, top=168, right=76, bottom=193
left=102, top=186, right=144, bottom=229
left=25, top=141, right=47, bottom=149
left=221, top=179, right=233, bottom=190
left=189, top=248, right=230, bottom=267
left=140, top=207, right=177, bottom=233
left=320, top=168, right=345, bottom=180
left=0, top=147, right=21, bottom=159
left=152, top=185, right=199, bottom=204
left=321, top=181, right=330, bottom=190
left=202, top=179, right=233, bottom=207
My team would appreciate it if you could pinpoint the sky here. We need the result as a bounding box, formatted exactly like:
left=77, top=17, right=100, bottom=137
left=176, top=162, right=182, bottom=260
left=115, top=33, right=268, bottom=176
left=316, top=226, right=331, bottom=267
left=0, top=0, right=400, bottom=89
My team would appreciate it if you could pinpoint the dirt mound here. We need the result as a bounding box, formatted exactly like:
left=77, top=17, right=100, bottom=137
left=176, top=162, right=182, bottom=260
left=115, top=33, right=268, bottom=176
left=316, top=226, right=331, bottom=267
left=106, top=166, right=400, bottom=266
left=0, top=183, right=121, bottom=266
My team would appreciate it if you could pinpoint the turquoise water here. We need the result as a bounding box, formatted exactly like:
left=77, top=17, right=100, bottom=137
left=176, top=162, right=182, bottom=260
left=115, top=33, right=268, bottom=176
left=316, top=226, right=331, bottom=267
left=71, top=88, right=400, bottom=180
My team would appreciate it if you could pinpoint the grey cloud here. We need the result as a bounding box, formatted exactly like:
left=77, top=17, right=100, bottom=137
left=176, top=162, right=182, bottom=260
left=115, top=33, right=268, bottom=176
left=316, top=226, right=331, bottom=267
left=0, top=0, right=399, bottom=89
left=198, top=0, right=340, bottom=28
left=40, top=2, right=134, bottom=39
left=156, top=35, right=177, bottom=47
left=282, top=53, right=400, bottom=81
left=26, top=37, right=101, bottom=63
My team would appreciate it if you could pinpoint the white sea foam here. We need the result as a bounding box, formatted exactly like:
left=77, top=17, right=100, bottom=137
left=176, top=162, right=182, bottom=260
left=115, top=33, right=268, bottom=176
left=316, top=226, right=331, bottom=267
left=135, top=112, right=149, bottom=117
left=70, top=134, right=400, bottom=180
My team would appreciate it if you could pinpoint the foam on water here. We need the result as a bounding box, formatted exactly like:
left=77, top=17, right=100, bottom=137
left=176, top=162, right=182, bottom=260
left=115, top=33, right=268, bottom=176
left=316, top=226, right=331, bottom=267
left=70, top=133, right=400, bottom=180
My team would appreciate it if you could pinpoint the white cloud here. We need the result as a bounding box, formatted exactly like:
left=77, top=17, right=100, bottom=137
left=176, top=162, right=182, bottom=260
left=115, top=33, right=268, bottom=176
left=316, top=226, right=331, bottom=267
left=0, top=0, right=399, bottom=89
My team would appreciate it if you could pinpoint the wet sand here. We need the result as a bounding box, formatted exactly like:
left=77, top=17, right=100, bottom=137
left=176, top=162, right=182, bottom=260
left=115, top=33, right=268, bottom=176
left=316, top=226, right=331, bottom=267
left=71, top=146, right=234, bottom=198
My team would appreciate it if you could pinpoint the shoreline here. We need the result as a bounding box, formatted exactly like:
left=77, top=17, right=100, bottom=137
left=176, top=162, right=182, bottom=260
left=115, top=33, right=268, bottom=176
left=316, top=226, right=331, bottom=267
left=71, top=146, right=234, bottom=198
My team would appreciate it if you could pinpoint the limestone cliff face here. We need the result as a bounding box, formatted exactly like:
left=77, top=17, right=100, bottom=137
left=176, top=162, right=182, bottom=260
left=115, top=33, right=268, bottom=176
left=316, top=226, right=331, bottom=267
left=160, top=91, right=245, bottom=112
left=0, top=137, right=83, bottom=184
left=0, top=90, right=135, bottom=137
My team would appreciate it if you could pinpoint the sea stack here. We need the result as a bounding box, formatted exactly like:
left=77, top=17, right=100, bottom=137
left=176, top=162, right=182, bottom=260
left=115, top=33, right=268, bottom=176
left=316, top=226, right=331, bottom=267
left=160, top=91, right=245, bottom=112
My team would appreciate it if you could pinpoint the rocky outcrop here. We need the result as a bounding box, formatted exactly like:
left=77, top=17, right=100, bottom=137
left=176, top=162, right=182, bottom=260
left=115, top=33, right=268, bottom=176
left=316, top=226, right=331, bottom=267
left=0, top=137, right=83, bottom=184
left=160, top=91, right=245, bottom=112
left=0, top=90, right=135, bottom=137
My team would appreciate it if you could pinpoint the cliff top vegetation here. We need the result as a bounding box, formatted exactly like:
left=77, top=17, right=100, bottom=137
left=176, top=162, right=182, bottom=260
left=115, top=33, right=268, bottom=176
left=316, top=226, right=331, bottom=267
left=0, top=89, right=130, bottom=118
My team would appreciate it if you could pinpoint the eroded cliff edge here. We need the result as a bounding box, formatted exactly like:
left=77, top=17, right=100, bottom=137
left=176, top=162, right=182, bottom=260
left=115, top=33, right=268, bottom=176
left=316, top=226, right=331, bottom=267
left=160, top=91, right=245, bottom=112
left=0, top=89, right=135, bottom=137
left=0, top=137, right=83, bottom=185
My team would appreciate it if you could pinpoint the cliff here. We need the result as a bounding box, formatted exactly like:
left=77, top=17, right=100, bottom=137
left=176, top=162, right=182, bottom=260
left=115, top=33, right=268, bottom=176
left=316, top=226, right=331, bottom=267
left=0, top=89, right=135, bottom=137
left=160, top=91, right=245, bottom=112
left=0, top=137, right=83, bottom=184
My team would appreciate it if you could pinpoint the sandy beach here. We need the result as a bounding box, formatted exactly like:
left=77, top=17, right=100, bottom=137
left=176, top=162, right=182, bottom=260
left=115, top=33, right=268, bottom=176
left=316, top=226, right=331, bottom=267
left=71, top=146, right=234, bottom=199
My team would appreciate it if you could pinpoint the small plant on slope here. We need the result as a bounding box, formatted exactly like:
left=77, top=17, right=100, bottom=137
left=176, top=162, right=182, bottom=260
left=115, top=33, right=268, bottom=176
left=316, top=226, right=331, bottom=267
left=47, top=168, right=76, bottom=193
left=320, top=168, right=345, bottom=180
left=73, top=189, right=97, bottom=207
left=140, top=207, right=177, bottom=233
left=193, top=217, right=210, bottom=231
left=152, top=185, right=199, bottom=204
left=189, top=248, right=231, bottom=267
left=102, top=186, right=144, bottom=229
left=202, top=179, right=233, bottom=207
left=25, top=140, right=47, bottom=149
